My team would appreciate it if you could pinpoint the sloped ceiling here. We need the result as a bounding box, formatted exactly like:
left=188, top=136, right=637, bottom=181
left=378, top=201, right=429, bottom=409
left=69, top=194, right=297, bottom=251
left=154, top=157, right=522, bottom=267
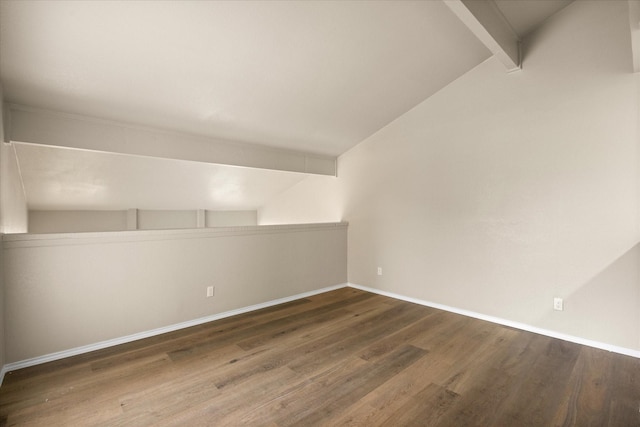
left=0, top=0, right=490, bottom=157
left=0, top=0, right=574, bottom=211
left=494, top=0, right=574, bottom=38
left=14, top=143, right=308, bottom=211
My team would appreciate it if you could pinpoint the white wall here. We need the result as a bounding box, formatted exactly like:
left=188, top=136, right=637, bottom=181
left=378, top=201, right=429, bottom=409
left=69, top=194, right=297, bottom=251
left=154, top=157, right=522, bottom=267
left=3, top=223, right=347, bottom=363
left=259, top=1, right=640, bottom=351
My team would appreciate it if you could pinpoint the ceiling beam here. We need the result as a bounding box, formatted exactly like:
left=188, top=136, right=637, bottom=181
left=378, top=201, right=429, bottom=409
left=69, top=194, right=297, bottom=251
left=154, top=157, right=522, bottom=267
left=7, top=105, right=336, bottom=176
left=630, top=0, right=640, bottom=73
left=444, top=0, right=520, bottom=72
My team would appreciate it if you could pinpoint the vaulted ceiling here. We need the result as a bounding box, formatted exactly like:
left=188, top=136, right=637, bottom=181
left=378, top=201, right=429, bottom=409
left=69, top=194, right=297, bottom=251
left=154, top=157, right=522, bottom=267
left=0, top=0, right=575, bottom=211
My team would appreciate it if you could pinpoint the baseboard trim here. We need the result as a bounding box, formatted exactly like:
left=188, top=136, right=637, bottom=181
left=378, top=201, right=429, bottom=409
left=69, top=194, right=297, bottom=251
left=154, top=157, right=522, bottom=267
left=347, top=283, right=640, bottom=359
left=0, top=283, right=348, bottom=385
left=0, top=366, right=10, bottom=386
left=4, top=281, right=637, bottom=386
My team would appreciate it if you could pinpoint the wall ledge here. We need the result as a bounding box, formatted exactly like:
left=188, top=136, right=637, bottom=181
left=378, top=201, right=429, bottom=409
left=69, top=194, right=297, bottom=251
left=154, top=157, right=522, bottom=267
left=3, top=222, right=348, bottom=249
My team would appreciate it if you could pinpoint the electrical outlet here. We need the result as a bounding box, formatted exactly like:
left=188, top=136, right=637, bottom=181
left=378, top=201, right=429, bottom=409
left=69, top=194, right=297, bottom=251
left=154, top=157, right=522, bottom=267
left=207, top=286, right=215, bottom=298
left=553, top=297, right=563, bottom=311
left=377, top=267, right=382, bottom=276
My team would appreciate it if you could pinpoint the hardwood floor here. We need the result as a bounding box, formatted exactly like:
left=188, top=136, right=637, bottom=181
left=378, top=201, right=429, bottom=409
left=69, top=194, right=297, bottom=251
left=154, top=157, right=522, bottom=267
left=1, top=287, right=639, bottom=426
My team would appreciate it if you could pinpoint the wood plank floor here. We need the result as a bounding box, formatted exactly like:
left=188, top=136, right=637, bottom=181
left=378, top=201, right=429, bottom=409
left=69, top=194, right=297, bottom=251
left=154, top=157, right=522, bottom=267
left=1, top=287, right=639, bottom=426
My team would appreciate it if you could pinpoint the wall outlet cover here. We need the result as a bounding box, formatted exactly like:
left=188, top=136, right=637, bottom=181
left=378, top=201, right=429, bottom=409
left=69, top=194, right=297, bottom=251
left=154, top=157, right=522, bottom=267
left=553, top=297, right=563, bottom=311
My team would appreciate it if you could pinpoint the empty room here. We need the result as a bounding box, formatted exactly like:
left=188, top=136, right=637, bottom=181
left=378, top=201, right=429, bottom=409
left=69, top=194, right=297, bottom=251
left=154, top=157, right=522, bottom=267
left=0, top=0, right=639, bottom=425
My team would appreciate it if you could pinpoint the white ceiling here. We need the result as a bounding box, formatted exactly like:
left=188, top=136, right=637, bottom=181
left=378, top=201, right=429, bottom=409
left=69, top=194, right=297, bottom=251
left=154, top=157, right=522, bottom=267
left=0, top=0, right=574, bottom=212
left=494, top=0, right=574, bottom=38
left=0, top=0, right=490, bottom=157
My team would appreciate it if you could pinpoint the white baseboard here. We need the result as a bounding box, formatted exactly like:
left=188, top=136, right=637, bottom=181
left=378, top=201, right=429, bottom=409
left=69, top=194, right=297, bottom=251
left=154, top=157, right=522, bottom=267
left=0, top=365, right=9, bottom=386
left=3, top=281, right=638, bottom=386
left=0, top=283, right=348, bottom=385
left=347, top=282, right=640, bottom=359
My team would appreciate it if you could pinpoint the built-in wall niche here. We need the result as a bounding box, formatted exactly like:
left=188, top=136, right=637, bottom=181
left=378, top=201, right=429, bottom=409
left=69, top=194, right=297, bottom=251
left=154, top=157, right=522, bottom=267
left=27, top=209, right=257, bottom=234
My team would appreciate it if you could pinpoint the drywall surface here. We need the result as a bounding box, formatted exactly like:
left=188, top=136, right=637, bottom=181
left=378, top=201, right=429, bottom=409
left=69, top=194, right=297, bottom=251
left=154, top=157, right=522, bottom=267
left=0, top=143, right=27, bottom=234
left=29, top=210, right=128, bottom=233
left=0, top=88, right=5, bottom=370
left=3, top=223, right=347, bottom=362
left=0, top=139, right=27, bottom=234
left=207, top=210, right=257, bottom=227
left=28, top=209, right=261, bottom=233
left=258, top=175, right=341, bottom=225
left=0, top=84, right=29, bottom=371
left=0, top=232, right=4, bottom=372
left=137, top=209, right=197, bottom=230
left=260, top=1, right=640, bottom=350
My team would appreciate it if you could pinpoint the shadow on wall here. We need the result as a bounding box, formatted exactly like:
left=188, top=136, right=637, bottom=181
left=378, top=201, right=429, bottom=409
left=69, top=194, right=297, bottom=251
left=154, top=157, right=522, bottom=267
left=538, top=242, right=640, bottom=350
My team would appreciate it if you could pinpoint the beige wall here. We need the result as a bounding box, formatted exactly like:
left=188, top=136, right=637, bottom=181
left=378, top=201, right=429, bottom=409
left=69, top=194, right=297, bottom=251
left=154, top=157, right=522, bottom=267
left=258, top=175, right=340, bottom=225
left=259, top=1, right=640, bottom=350
left=0, top=85, right=29, bottom=372
left=3, top=223, right=347, bottom=363
left=29, top=210, right=128, bottom=233
left=29, top=209, right=260, bottom=233
left=137, top=210, right=259, bottom=229
left=0, top=88, right=5, bottom=371
left=0, top=128, right=28, bottom=235
left=0, top=238, right=4, bottom=372
left=137, top=209, right=197, bottom=230
left=0, top=143, right=28, bottom=235
left=207, top=210, right=257, bottom=227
